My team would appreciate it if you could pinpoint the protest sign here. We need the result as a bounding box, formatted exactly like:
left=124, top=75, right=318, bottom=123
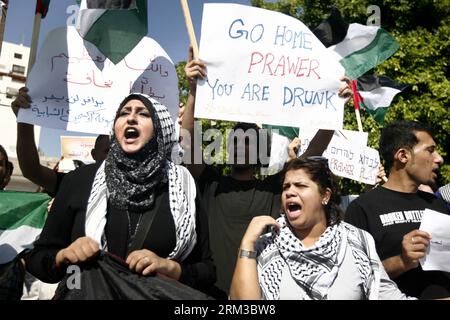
left=267, top=129, right=368, bottom=175
left=323, top=136, right=380, bottom=184
left=60, top=136, right=96, bottom=163
left=18, top=26, right=178, bottom=134
left=195, top=3, right=345, bottom=129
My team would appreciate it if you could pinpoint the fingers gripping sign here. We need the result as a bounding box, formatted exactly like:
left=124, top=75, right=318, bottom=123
left=185, top=46, right=207, bottom=89
left=11, top=87, right=32, bottom=117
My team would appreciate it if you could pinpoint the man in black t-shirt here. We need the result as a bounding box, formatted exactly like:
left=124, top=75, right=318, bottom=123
left=346, top=121, right=450, bottom=299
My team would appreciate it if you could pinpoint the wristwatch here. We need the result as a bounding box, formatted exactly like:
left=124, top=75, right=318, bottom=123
left=238, top=248, right=257, bottom=259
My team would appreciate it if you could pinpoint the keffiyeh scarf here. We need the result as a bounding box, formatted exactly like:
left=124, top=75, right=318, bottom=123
left=258, top=217, right=381, bottom=300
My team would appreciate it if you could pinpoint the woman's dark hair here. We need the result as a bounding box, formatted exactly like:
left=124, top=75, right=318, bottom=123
left=114, top=94, right=156, bottom=123
left=0, top=144, right=8, bottom=163
left=281, top=157, right=343, bottom=226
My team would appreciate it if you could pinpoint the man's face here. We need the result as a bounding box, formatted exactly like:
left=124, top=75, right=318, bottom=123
left=0, top=153, right=9, bottom=189
left=228, top=128, right=258, bottom=170
left=406, top=131, right=443, bottom=187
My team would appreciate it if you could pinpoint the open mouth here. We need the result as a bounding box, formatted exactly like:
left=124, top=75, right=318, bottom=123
left=125, top=128, right=139, bottom=140
left=432, top=167, right=439, bottom=178
left=286, top=203, right=302, bottom=218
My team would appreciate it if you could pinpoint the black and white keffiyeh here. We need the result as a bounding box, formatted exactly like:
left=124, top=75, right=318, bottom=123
left=257, top=217, right=381, bottom=300
left=84, top=94, right=197, bottom=261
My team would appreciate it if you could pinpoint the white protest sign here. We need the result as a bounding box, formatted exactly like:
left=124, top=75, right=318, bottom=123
left=60, top=136, right=95, bottom=163
left=298, top=129, right=368, bottom=155
left=323, top=136, right=380, bottom=184
left=196, top=4, right=345, bottom=129
left=267, top=130, right=291, bottom=174
left=267, top=129, right=368, bottom=175
left=18, top=26, right=178, bottom=134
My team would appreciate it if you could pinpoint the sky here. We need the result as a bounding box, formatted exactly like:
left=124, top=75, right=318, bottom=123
left=3, top=0, right=252, bottom=157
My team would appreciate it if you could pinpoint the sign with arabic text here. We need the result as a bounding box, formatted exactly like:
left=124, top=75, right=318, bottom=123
left=60, top=136, right=96, bottom=163
left=18, top=27, right=178, bottom=134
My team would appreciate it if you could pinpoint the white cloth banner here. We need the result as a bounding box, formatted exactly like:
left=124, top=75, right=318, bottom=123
left=18, top=26, right=178, bottom=134
left=196, top=3, right=345, bottom=129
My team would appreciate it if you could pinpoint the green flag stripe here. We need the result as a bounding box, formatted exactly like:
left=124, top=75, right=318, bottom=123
left=0, top=192, right=49, bottom=230
left=263, top=124, right=299, bottom=140
left=362, top=103, right=389, bottom=125
left=341, top=29, right=399, bottom=80
left=83, top=0, right=147, bottom=64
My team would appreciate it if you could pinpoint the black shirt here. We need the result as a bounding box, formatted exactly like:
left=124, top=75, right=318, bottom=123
left=25, top=162, right=216, bottom=293
left=198, top=165, right=282, bottom=293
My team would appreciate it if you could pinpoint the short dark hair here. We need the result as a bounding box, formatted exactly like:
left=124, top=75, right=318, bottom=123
left=281, top=157, right=343, bottom=226
left=0, top=144, right=8, bottom=163
left=380, top=121, right=434, bottom=172
left=94, top=134, right=110, bottom=149
left=7, top=161, right=14, bottom=176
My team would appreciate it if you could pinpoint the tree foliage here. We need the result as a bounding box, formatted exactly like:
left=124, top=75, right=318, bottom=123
left=176, top=0, right=450, bottom=194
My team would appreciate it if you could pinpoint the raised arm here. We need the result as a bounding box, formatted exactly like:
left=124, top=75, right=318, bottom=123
left=291, top=77, right=351, bottom=160
left=180, top=46, right=207, bottom=178
left=11, top=87, right=57, bottom=193
left=300, top=129, right=334, bottom=159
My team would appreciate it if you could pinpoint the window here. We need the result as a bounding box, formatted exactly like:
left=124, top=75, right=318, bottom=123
left=6, top=87, right=18, bottom=99
left=12, top=64, right=25, bottom=75
left=14, top=53, right=22, bottom=59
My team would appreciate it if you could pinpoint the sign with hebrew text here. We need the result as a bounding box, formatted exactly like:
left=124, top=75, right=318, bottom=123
left=323, top=136, right=380, bottom=184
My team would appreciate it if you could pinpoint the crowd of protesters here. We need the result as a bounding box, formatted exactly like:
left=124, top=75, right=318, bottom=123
left=1, top=48, right=449, bottom=300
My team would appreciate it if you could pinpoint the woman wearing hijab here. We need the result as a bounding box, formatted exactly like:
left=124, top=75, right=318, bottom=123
left=230, top=157, right=414, bottom=300
left=24, top=93, right=216, bottom=296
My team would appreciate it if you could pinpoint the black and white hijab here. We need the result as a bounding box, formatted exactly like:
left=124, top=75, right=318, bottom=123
left=85, top=93, right=196, bottom=261
left=257, top=216, right=382, bottom=300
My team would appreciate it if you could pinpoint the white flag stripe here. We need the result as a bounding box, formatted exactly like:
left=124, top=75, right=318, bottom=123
left=0, top=225, right=42, bottom=263
left=330, top=23, right=379, bottom=59
left=75, top=9, right=107, bottom=37
left=359, top=86, right=401, bottom=110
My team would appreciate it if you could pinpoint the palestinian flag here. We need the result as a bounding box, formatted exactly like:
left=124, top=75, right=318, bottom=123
left=0, top=191, right=49, bottom=264
left=355, top=73, right=409, bottom=124
left=262, top=124, right=299, bottom=141
left=35, top=0, right=50, bottom=18
left=76, top=0, right=148, bottom=64
left=313, top=8, right=408, bottom=124
left=313, top=7, right=399, bottom=80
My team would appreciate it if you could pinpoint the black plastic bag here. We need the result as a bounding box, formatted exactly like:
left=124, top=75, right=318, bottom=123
left=53, top=252, right=214, bottom=300
left=0, top=250, right=28, bottom=300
